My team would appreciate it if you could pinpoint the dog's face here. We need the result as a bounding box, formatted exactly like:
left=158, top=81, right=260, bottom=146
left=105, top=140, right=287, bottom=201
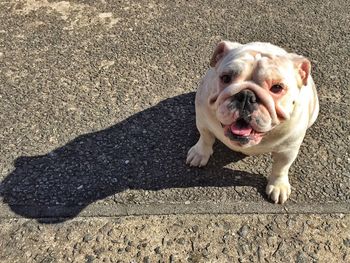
left=208, top=41, right=311, bottom=147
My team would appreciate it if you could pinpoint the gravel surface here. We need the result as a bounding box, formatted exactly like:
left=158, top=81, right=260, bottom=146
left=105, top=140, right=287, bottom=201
left=1, top=214, right=349, bottom=262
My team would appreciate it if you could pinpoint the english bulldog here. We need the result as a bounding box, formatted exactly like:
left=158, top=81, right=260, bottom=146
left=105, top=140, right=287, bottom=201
left=186, top=41, right=319, bottom=204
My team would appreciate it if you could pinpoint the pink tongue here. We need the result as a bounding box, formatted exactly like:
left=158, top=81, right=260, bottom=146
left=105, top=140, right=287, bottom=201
left=230, top=123, right=252, bottom=136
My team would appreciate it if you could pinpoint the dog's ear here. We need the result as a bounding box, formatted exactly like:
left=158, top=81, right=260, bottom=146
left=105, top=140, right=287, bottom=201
left=210, top=41, right=242, bottom=67
left=288, top=54, right=311, bottom=86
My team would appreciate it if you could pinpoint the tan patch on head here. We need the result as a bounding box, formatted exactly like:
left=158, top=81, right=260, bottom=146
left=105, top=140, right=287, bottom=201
left=247, top=54, right=300, bottom=120
left=252, top=55, right=289, bottom=88
left=225, top=51, right=284, bottom=86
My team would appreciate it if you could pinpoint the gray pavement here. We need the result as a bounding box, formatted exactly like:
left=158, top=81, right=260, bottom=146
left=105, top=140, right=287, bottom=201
left=0, top=0, right=349, bottom=262
left=1, top=214, right=349, bottom=262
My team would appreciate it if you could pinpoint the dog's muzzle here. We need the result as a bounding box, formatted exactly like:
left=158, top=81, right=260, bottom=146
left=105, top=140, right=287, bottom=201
left=219, top=87, right=273, bottom=145
left=228, top=89, right=258, bottom=121
left=216, top=81, right=279, bottom=126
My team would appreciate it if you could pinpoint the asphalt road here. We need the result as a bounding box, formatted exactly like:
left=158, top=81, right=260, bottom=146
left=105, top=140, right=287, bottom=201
left=0, top=0, right=349, bottom=221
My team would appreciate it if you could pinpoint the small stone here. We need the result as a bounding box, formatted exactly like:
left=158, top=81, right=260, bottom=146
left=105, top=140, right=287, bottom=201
left=125, top=246, right=131, bottom=252
left=154, top=246, right=161, bottom=254
left=83, top=234, right=93, bottom=242
left=192, top=225, right=199, bottom=233
left=185, top=200, right=190, bottom=205
left=143, top=256, right=150, bottom=263
left=223, top=221, right=231, bottom=230
left=128, top=241, right=134, bottom=246
left=123, top=235, right=130, bottom=244
left=267, top=236, right=278, bottom=246
left=169, top=254, right=175, bottom=262
left=202, top=249, right=209, bottom=257
left=256, top=246, right=263, bottom=261
left=309, top=253, right=318, bottom=260
left=176, top=237, right=186, bottom=245
left=166, top=240, right=173, bottom=246
left=141, top=242, right=148, bottom=248
left=238, top=225, right=249, bottom=238
left=343, top=238, right=350, bottom=247
left=237, top=243, right=250, bottom=256
left=340, top=223, right=347, bottom=228
left=222, top=247, right=229, bottom=254
left=222, top=233, right=230, bottom=243
left=93, top=248, right=104, bottom=256
left=85, top=255, right=95, bottom=263
left=188, top=251, right=202, bottom=263
left=41, top=256, right=55, bottom=263
left=296, top=251, right=306, bottom=263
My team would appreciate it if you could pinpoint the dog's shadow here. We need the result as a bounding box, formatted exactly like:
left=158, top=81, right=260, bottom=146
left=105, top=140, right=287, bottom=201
left=0, top=92, right=267, bottom=222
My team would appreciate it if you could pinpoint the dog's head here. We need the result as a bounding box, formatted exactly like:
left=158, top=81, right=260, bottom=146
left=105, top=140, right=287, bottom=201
left=208, top=41, right=311, bottom=147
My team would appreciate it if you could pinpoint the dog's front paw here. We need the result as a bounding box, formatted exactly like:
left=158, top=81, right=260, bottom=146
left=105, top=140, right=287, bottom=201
left=186, top=143, right=213, bottom=167
left=266, top=179, right=291, bottom=204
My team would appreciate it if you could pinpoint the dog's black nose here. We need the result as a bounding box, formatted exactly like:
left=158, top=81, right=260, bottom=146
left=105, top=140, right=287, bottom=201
left=234, top=89, right=257, bottom=113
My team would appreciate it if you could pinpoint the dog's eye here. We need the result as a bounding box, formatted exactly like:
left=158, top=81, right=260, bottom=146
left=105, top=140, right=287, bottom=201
left=220, top=74, right=232, bottom=84
left=270, top=84, right=284, bottom=94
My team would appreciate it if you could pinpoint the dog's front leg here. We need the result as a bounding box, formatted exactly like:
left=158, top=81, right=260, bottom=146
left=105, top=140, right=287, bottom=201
left=186, top=127, right=215, bottom=167
left=266, top=148, right=301, bottom=204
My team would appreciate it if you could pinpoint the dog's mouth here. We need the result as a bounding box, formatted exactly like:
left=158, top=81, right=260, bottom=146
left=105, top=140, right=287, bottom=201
left=222, top=118, right=264, bottom=145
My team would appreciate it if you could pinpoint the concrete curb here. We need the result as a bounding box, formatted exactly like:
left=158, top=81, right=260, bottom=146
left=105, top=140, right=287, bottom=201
left=1, top=202, right=349, bottom=220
